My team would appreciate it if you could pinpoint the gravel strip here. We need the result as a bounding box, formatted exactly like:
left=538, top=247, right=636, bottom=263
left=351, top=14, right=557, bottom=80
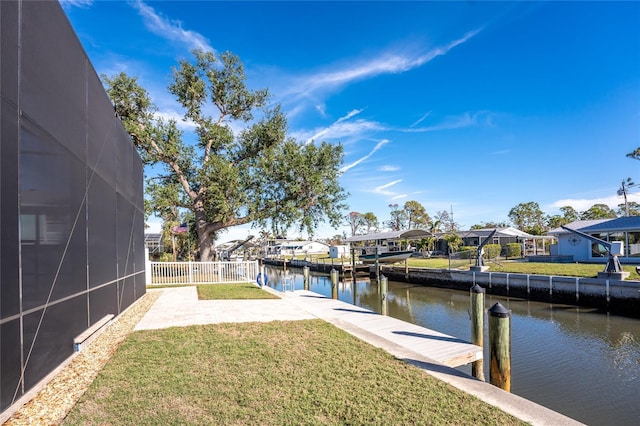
left=5, top=290, right=161, bottom=426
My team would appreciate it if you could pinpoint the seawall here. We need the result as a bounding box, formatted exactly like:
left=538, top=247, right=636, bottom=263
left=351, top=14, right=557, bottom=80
left=261, top=259, right=640, bottom=317
left=382, top=266, right=640, bottom=317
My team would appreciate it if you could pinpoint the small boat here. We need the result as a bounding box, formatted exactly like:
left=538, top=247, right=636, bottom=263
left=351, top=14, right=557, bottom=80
left=359, top=250, right=413, bottom=264
left=346, top=230, right=431, bottom=265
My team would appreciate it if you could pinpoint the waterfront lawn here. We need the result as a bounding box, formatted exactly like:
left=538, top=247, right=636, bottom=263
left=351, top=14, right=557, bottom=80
left=408, top=258, right=640, bottom=279
left=197, top=283, right=279, bottom=300
left=485, top=262, right=640, bottom=279
left=63, top=320, right=524, bottom=426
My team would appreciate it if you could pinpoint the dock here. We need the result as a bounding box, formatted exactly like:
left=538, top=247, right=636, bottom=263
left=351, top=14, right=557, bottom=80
left=263, top=258, right=370, bottom=275
left=273, top=288, right=482, bottom=368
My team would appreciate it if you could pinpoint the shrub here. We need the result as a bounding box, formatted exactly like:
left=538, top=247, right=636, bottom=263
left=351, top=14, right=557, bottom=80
left=159, top=252, right=174, bottom=262
left=483, top=244, right=502, bottom=260
left=506, top=243, right=522, bottom=258
left=458, top=246, right=475, bottom=259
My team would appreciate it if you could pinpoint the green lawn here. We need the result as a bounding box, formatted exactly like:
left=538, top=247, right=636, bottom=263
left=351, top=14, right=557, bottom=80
left=196, top=283, right=280, bottom=300
left=406, top=258, right=640, bottom=280
left=277, top=254, right=639, bottom=280
left=63, top=320, right=524, bottom=426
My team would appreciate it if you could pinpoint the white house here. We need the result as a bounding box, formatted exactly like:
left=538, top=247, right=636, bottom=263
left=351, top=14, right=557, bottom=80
left=262, top=239, right=330, bottom=257
left=548, top=217, right=640, bottom=263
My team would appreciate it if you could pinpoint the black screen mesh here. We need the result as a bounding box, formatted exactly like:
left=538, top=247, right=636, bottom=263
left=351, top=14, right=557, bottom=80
left=0, top=0, right=145, bottom=413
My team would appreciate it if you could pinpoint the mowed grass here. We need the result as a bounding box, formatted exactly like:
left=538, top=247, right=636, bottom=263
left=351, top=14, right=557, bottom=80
left=407, top=258, right=640, bottom=279
left=196, top=283, right=280, bottom=300
left=63, top=320, right=524, bottom=426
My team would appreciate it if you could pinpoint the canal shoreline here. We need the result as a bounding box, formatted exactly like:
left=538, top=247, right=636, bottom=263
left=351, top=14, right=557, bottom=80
left=269, top=286, right=584, bottom=426
left=262, top=258, right=640, bottom=318
left=264, top=261, right=640, bottom=424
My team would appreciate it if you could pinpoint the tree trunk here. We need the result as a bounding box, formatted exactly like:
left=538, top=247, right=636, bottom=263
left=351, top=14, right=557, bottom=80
left=194, top=199, right=215, bottom=261
left=199, top=235, right=214, bottom=261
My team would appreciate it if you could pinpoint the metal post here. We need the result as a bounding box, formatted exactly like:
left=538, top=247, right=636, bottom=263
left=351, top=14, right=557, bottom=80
left=330, top=268, right=338, bottom=300
left=303, top=266, right=310, bottom=291
left=380, top=275, right=388, bottom=316
left=488, top=302, right=511, bottom=392
left=259, top=265, right=266, bottom=287
left=470, top=284, right=485, bottom=381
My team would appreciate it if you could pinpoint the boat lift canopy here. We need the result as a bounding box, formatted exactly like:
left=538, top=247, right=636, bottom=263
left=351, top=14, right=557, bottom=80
left=345, top=229, right=432, bottom=243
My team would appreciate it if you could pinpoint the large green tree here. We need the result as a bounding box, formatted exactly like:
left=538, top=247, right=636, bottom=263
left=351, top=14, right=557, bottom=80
left=386, top=203, right=407, bottom=231
left=559, top=206, right=580, bottom=223
left=617, top=201, right=640, bottom=217
left=580, top=204, right=617, bottom=220
left=347, top=212, right=365, bottom=236
left=403, top=200, right=431, bottom=229
left=508, top=201, right=546, bottom=235
left=362, top=212, right=379, bottom=234
left=546, top=205, right=580, bottom=229
left=105, top=50, right=347, bottom=260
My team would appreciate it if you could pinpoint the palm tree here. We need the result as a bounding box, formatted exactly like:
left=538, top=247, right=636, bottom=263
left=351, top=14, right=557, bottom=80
left=443, top=233, right=463, bottom=254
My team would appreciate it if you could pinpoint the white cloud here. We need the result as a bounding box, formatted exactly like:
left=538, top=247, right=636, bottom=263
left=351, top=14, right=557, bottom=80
left=340, top=139, right=390, bottom=173
left=406, top=111, right=493, bottom=133
left=410, top=112, right=431, bottom=127
left=337, top=108, right=365, bottom=123
left=375, top=179, right=402, bottom=196
left=378, top=165, right=400, bottom=172
left=296, top=118, right=385, bottom=146
left=391, top=194, right=408, bottom=201
left=59, top=0, right=93, bottom=9
left=303, top=109, right=368, bottom=144
left=131, top=0, right=214, bottom=53
left=300, top=29, right=480, bottom=95
left=277, top=29, right=482, bottom=116
left=548, top=193, right=639, bottom=212
left=154, top=110, right=197, bottom=131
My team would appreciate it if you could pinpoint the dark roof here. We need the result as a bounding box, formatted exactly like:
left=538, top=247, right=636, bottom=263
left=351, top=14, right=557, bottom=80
left=579, top=216, right=640, bottom=232
left=548, top=217, right=640, bottom=235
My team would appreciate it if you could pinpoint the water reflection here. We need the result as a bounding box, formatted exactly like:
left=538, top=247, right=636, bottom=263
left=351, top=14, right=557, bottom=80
left=265, top=266, right=640, bottom=425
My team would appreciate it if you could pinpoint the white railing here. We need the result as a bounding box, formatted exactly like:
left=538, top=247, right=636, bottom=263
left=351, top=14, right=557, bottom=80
left=147, top=260, right=259, bottom=285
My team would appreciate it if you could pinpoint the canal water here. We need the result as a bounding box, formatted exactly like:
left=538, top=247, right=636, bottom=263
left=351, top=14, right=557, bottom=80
left=265, top=267, right=640, bottom=425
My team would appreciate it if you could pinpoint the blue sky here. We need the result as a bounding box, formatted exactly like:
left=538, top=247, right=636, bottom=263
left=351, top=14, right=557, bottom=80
left=62, top=1, right=640, bottom=242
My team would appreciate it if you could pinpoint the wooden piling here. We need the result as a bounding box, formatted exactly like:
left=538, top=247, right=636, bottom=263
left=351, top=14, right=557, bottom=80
left=404, top=258, right=409, bottom=280
left=303, top=266, right=310, bottom=291
left=488, top=302, right=511, bottom=392
left=470, top=284, right=485, bottom=381
left=380, top=275, right=388, bottom=316
left=330, top=269, right=338, bottom=299
left=351, top=248, right=356, bottom=279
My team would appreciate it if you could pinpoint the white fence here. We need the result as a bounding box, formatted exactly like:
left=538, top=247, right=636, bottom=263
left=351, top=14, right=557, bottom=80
left=146, top=260, right=259, bottom=286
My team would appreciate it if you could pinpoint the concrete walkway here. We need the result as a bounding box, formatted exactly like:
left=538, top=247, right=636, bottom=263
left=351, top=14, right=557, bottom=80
left=136, top=286, right=583, bottom=426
